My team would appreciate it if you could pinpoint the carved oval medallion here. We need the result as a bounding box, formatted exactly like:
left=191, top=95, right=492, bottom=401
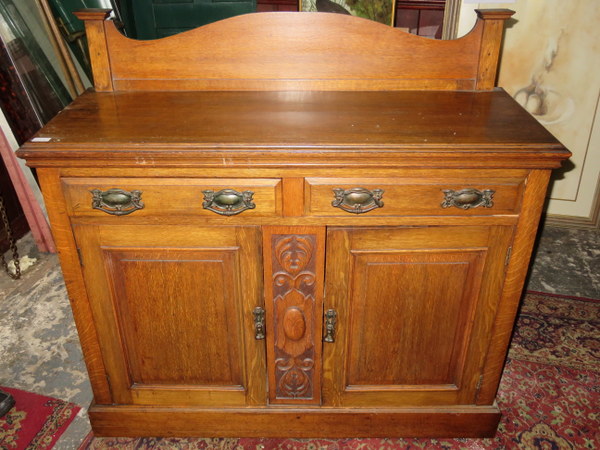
left=283, top=307, right=306, bottom=341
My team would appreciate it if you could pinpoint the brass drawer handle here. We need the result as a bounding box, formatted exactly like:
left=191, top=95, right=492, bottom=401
left=441, top=188, right=495, bottom=210
left=324, top=309, right=337, bottom=343
left=253, top=307, right=266, bottom=340
left=332, top=187, right=384, bottom=214
left=90, top=188, right=144, bottom=215
left=202, top=189, right=256, bottom=216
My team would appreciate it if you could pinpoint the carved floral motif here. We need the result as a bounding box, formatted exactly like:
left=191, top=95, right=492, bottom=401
left=271, top=234, right=317, bottom=400
left=275, top=351, right=315, bottom=399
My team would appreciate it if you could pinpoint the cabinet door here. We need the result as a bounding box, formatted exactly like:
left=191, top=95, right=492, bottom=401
left=73, top=224, right=266, bottom=406
left=322, top=226, right=513, bottom=407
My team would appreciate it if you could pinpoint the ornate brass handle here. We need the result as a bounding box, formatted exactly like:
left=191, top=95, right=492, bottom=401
left=441, top=188, right=495, bottom=210
left=202, top=189, right=256, bottom=216
left=90, top=188, right=144, bottom=215
left=332, top=187, right=384, bottom=214
left=323, top=309, right=337, bottom=343
left=253, top=307, right=265, bottom=340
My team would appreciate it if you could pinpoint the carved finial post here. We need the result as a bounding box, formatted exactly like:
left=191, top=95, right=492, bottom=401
left=474, top=9, right=515, bottom=90
left=73, top=9, right=113, bottom=92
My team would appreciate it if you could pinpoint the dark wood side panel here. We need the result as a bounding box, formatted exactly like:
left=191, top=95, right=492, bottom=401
left=263, top=226, right=326, bottom=404
left=477, top=170, right=552, bottom=404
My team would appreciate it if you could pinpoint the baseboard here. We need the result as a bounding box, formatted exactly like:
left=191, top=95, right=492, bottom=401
left=544, top=211, right=600, bottom=230
left=88, top=404, right=502, bottom=438
left=544, top=178, right=600, bottom=230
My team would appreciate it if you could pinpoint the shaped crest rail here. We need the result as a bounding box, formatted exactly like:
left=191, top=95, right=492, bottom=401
left=75, top=9, right=513, bottom=92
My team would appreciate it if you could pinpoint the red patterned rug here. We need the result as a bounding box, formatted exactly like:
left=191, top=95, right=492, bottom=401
left=81, top=291, right=599, bottom=449
left=0, top=386, right=80, bottom=449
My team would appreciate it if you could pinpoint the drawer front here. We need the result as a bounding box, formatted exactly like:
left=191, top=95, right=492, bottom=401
left=62, top=178, right=282, bottom=217
left=305, top=177, right=525, bottom=216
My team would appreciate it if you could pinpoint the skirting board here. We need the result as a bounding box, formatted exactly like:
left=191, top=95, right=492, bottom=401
left=544, top=174, right=600, bottom=230
left=544, top=204, right=600, bottom=230
left=88, top=404, right=502, bottom=438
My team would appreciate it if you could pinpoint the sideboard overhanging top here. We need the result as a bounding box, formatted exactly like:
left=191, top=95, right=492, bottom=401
left=19, top=90, right=569, bottom=169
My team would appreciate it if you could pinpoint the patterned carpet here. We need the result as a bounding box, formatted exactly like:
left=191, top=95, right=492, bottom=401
left=81, top=291, right=600, bottom=449
left=0, top=386, right=80, bottom=449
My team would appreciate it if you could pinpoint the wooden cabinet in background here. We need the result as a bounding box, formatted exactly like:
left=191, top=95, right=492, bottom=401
left=18, top=9, right=570, bottom=438
left=395, top=0, right=446, bottom=38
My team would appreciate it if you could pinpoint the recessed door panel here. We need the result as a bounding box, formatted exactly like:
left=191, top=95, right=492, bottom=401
left=105, top=248, right=242, bottom=386
left=348, top=250, right=484, bottom=387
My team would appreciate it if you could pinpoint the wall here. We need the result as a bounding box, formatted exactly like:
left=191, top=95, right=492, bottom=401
left=459, top=1, right=600, bottom=227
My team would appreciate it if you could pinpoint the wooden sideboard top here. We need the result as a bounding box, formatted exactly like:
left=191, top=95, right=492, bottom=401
left=19, top=89, right=569, bottom=169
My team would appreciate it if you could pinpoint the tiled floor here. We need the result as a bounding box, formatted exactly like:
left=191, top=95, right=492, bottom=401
left=0, top=224, right=598, bottom=449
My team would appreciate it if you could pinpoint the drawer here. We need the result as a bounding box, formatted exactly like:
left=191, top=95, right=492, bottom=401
left=305, top=177, right=525, bottom=216
left=62, top=178, right=282, bottom=217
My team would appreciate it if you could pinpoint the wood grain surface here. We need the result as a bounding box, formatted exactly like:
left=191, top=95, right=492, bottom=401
left=262, top=226, right=325, bottom=405
left=18, top=90, right=569, bottom=169
left=322, top=225, right=513, bottom=407
left=74, top=10, right=513, bottom=92
left=72, top=224, right=266, bottom=407
left=88, top=404, right=502, bottom=437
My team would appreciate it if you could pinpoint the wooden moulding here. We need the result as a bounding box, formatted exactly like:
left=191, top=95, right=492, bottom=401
left=74, top=9, right=514, bottom=92
left=88, top=404, right=502, bottom=438
left=17, top=148, right=569, bottom=170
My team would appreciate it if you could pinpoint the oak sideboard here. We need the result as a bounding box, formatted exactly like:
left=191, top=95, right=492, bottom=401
left=18, top=9, right=570, bottom=437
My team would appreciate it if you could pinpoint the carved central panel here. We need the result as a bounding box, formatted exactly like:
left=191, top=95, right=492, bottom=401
left=265, top=229, right=324, bottom=404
